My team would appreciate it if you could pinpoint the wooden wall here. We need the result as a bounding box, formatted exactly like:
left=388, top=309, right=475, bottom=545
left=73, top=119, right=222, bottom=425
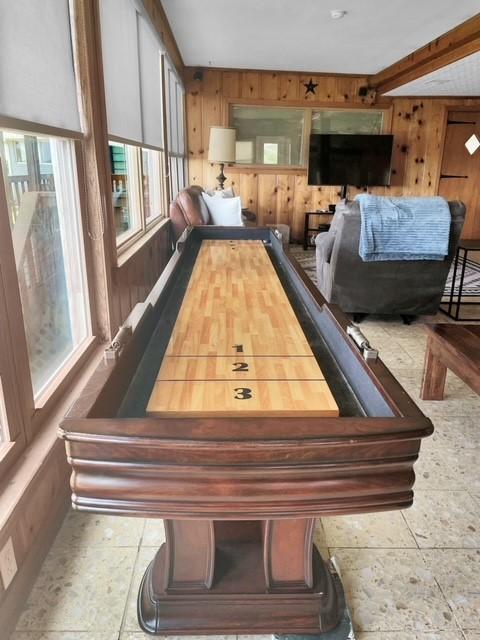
left=111, top=223, right=172, bottom=331
left=185, top=68, right=480, bottom=241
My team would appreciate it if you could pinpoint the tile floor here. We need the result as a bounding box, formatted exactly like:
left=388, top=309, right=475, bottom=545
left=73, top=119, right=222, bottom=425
left=10, top=314, right=480, bottom=640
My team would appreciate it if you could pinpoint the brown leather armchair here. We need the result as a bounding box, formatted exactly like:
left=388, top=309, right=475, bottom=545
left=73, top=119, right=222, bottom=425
left=170, top=186, right=208, bottom=242
left=170, top=186, right=256, bottom=242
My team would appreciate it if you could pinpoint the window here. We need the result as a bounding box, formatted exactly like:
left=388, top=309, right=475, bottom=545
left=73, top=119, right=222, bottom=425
left=311, top=110, right=384, bottom=134
left=165, top=59, right=186, bottom=199
left=231, top=107, right=386, bottom=167
left=100, top=1, right=168, bottom=251
left=232, top=106, right=305, bottom=166
left=263, top=143, right=279, bottom=164
left=1, top=130, right=91, bottom=397
left=109, top=141, right=167, bottom=247
left=109, top=141, right=141, bottom=241
left=142, top=148, right=165, bottom=224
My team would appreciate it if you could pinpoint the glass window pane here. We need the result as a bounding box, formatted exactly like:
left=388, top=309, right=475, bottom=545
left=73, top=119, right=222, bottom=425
left=109, top=141, right=141, bottom=242
left=311, top=110, right=383, bottom=134
left=232, top=106, right=305, bottom=166
left=176, top=157, right=185, bottom=192
left=142, top=148, right=164, bottom=222
left=1, top=130, right=91, bottom=397
left=169, top=156, right=178, bottom=199
left=167, top=69, right=178, bottom=154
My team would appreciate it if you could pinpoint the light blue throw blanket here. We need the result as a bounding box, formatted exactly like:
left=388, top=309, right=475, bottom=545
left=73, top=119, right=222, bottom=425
left=356, top=195, right=450, bottom=262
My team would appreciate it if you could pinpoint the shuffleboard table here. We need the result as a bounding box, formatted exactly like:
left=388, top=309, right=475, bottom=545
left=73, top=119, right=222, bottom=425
left=60, top=226, right=433, bottom=636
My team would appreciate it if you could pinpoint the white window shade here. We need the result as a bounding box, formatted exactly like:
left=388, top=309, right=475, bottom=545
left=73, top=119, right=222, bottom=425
left=0, top=0, right=81, bottom=131
left=100, top=0, right=143, bottom=143
left=166, top=61, right=185, bottom=154
left=138, top=15, right=164, bottom=149
left=176, top=82, right=185, bottom=154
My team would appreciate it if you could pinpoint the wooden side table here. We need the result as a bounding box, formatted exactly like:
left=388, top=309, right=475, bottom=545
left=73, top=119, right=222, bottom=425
left=421, top=324, right=480, bottom=400
left=303, top=211, right=334, bottom=250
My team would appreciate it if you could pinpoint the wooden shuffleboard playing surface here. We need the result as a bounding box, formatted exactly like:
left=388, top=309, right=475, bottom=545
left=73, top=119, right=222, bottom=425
left=147, top=240, right=338, bottom=417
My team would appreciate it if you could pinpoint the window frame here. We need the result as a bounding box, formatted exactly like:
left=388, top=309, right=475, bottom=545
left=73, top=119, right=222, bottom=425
left=109, top=136, right=169, bottom=257
left=164, top=55, right=187, bottom=202
left=228, top=102, right=392, bottom=170
left=0, top=118, right=99, bottom=466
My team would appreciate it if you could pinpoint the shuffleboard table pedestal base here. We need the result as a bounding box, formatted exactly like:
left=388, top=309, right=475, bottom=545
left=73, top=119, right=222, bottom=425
left=137, top=519, right=345, bottom=635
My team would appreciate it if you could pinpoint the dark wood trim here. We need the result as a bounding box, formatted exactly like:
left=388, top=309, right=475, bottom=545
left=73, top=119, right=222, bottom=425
left=224, top=96, right=392, bottom=110
left=184, top=65, right=368, bottom=80
left=370, top=14, right=480, bottom=94
left=71, top=0, right=117, bottom=340
left=143, top=0, right=184, bottom=75
left=0, top=159, right=35, bottom=438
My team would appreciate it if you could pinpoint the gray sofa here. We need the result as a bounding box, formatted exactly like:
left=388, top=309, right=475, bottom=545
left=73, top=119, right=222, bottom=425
left=315, top=199, right=466, bottom=317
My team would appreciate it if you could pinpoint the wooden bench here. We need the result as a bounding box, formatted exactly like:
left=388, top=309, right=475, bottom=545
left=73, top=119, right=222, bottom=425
left=421, top=324, right=480, bottom=400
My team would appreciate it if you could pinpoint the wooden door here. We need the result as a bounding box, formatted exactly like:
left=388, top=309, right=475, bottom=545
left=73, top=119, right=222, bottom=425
left=438, top=111, right=480, bottom=239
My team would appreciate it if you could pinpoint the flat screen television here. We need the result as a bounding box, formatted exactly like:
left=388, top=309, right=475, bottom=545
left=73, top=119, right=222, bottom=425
left=308, top=134, right=394, bottom=188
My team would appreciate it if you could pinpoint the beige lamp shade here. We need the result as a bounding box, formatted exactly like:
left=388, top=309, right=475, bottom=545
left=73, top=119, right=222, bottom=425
left=208, top=126, right=236, bottom=162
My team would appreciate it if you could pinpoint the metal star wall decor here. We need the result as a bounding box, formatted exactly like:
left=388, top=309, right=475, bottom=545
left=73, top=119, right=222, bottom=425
left=304, top=78, right=318, bottom=96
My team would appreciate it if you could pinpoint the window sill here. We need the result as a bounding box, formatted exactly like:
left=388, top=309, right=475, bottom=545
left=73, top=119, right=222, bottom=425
left=31, top=336, right=99, bottom=432
left=227, top=164, right=307, bottom=174
left=0, top=439, right=24, bottom=483
left=0, top=342, right=105, bottom=530
left=116, top=217, right=170, bottom=268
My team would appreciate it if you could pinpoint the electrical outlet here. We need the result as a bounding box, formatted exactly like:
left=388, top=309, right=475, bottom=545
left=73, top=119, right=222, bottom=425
left=0, top=537, right=17, bottom=590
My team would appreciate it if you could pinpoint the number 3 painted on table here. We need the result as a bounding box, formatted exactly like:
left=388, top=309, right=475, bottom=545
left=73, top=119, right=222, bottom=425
left=234, top=387, right=252, bottom=400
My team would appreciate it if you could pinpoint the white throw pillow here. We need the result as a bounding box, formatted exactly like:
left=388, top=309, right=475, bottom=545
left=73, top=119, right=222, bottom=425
left=198, top=194, right=210, bottom=224
left=201, top=192, right=243, bottom=226
left=206, top=186, right=235, bottom=198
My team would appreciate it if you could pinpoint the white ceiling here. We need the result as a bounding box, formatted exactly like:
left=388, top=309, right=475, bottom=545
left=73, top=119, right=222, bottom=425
left=161, top=0, right=479, bottom=75
left=385, top=51, right=480, bottom=96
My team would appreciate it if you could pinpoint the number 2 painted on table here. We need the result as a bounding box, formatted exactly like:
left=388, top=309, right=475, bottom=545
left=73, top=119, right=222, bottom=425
left=232, top=362, right=249, bottom=372
left=234, top=387, right=252, bottom=400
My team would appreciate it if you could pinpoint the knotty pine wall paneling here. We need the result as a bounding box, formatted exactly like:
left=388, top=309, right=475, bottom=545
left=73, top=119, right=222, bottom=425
left=185, top=68, right=480, bottom=241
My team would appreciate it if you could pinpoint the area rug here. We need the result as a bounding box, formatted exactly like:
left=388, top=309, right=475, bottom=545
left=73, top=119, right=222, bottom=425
left=288, top=245, right=480, bottom=298
left=289, top=245, right=318, bottom=285
left=444, top=256, right=480, bottom=297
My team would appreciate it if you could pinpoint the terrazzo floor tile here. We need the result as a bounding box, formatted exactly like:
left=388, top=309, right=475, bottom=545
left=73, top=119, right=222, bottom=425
left=412, top=396, right=480, bottom=419
left=412, top=438, right=466, bottom=491
left=423, top=549, right=480, bottom=630
left=10, top=634, right=119, bottom=639
left=403, top=491, right=480, bottom=548
left=429, top=416, right=479, bottom=450
left=141, top=518, right=166, bottom=546
left=53, top=510, right=145, bottom=548
left=322, top=512, right=417, bottom=548
left=123, top=547, right=157, bottom=631
left=449, top=449, right=480, bottom=495
left=355, top=633, right=464, bottom=640
left=15, top=546, right=138, bottom=632
left=378, top=349, right=417, bottom=370
left=332, top=548, right=455, bottom=632
left=314, top=518, right=328, bottom=548
left=121, top=635, right=236, bottom=640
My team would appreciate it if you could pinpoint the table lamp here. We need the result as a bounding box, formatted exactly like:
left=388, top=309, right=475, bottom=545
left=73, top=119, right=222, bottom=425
left=208, top=126, right=236, bottom=190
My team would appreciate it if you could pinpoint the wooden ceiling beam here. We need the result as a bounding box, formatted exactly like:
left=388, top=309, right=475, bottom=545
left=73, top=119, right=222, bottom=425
left=369, top=13, right=480, bottom=94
